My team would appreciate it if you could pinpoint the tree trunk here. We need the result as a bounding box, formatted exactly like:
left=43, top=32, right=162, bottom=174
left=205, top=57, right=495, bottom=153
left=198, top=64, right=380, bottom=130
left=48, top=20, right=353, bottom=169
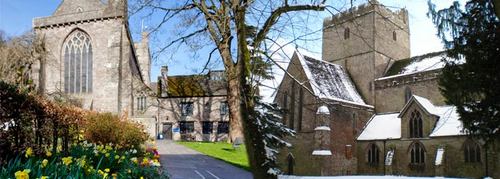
left=227, top=74, right=245, bottom=142
left=233, top=7, right=274, bottom=179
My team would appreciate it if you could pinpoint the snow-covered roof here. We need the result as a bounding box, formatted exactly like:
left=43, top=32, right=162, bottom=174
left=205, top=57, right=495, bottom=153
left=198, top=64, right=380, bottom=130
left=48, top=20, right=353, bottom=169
left=357, top=113, right=401, bottom=140
left=383, top=51, right=448, bottom=78
left=358, top=95, right=466, bottom=140
left=295, top=50, right=366, bottom=106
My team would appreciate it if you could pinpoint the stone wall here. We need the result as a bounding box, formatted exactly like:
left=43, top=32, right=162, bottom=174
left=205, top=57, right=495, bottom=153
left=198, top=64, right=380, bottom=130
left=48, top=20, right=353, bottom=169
left=357, top=137, right=499, bottom=178
left=275, top=54, right=374, bottom=176
left=155, top=96, right=229, bottom=141
left=374, top=69, right=445, bottom=113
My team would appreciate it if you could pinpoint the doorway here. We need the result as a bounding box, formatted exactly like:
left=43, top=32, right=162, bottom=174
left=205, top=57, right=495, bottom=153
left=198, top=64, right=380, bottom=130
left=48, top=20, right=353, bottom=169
left=162, top=123, right=173, bottom=140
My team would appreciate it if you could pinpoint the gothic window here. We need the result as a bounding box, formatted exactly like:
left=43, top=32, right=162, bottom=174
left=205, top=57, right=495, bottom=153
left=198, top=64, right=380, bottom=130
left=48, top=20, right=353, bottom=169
left=64, top=30, right=92, bottom=93
left=298, top=87, right=304, bottom=131
left=283, top=91, right=288, bottom=110
left=393, top=31, right=397, bottom=41
left=352, top=113, right=358, bottom=135
left=464, top=140, right=481, bottom=163
left=405, top=87, right=412, bottom=103
left=409, top=111, right=423, bottom=138
left=136, top=95, right=146, bottom=111
left=287, top=153, right=295, bottom=175
left=344, top=27, right=350, bottom=39
left=289, top=83, right=296, bottom=130
left=180, top=102, right=193, bottom=116
left=410, top=142, right=425, bottom=165
left=367, top=143, right=380, bottom=165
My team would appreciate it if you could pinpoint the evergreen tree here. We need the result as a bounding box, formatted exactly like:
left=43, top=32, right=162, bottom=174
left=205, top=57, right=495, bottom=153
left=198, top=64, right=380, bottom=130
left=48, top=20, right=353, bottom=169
left=428, top=0, right=499, bottom=146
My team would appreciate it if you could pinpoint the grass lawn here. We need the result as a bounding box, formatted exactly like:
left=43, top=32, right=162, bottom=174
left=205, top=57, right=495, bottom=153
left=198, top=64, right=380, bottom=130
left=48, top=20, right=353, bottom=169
left=177, top=141, right=250, bottom=171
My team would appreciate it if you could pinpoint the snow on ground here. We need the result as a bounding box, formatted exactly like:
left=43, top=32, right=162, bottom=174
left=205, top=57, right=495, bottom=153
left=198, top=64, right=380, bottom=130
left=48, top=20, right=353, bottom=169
left=278, top=176, right=464, bottom=179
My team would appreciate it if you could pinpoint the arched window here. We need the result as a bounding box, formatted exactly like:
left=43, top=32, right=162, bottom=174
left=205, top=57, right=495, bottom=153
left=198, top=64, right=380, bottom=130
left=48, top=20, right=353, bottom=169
left=405, top=87, right=412, bottom=103
left=367, top=143, right=380, bottom=165
left=410, top=142, right=425, bottom=165
left=136, top=94, right=146, bottom=111
left=287, top=153, right=295, bottom=175
left=409, top=111, right=423, bottom=138
left=464, top=140, right=481, bottom=163
left=344, top=27, right=350, bottom=39
left=393, top=31, right=397, bottom=41
left=64, top=30, right=92, bottom=93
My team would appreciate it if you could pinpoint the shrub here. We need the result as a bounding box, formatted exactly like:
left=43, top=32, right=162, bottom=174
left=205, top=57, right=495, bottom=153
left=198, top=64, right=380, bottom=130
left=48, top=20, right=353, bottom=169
left=84, top=113, right=148, bottom=150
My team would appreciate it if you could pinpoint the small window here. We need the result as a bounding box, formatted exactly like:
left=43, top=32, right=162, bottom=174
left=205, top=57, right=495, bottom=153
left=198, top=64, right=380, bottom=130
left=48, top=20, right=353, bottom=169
left=410, top=142, right=425, bottom=165
left=202, top=121, right=213, bottom=134
left=345, top=145, right=353, bottom=159
left=352, top=113, right=357, bottom=135
left=393, top=31, right=397, bottom=41
left=405, top=87, right=412, bottom=103
left=180, top=102, right=194, bottom=116
left=344, top=27, right=350, bottom=39
left=464, top=140, right=481, bottom=163
left=283, top=91, right=288, bottom=110
left=179, top=121, right=194, bottom=134
left=367, top=143, right=380, bottom=165
left=409, top=111, right=423, bottom=138
left=136, top=95, right=146, bottom=111
left=220, top=102, right=229, bottom=115
left=287, top=153, right=295, bottom=175
left=217, top=121, right=229, bottom=134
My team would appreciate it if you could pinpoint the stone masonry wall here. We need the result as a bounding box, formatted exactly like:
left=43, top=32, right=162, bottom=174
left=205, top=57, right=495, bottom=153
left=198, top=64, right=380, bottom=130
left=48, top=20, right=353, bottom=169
left=374, top=69, right=445, bottom=113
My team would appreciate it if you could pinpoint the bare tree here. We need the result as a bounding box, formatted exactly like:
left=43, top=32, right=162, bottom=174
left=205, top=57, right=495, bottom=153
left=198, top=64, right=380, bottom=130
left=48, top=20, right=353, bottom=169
left=0, top=31, right=46, bottom=90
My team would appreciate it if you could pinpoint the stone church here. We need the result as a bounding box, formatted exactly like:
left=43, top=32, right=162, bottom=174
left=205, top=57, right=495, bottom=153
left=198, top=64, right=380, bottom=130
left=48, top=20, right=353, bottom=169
left=275, top=0, right=499, bottom=178
left=31, top=0, right=233, bottom=142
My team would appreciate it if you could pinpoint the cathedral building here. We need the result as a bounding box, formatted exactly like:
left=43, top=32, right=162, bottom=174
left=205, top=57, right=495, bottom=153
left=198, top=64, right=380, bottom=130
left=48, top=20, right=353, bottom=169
left=31, top=0, right=234, bottom=142
left=276, top=0, right=499, bottom=178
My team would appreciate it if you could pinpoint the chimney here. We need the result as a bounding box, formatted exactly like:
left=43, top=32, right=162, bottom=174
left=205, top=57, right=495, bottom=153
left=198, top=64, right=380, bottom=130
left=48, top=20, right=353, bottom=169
left=160, top=66, right=168, bottom=97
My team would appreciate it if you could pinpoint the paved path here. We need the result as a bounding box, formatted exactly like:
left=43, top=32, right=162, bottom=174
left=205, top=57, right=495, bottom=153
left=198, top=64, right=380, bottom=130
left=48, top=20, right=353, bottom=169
left=157, top=140, right=253, bottom=179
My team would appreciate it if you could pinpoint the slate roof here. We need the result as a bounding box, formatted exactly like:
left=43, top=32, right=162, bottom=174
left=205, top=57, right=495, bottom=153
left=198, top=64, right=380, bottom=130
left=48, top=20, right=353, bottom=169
left=165, top=71, right=227, bottom=97
left=357, top=95, right=466, bottom=141
left=384, top=51, right=448, bottom=77
left=295, top=50, right=367, bottom=106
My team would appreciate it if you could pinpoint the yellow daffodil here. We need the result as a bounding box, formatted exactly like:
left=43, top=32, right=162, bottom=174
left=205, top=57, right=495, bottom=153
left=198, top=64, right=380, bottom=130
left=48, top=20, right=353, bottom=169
left=46, top=151, right=52, bottom=157
left=104, top=168, right=110, bottom=173
left=14, top=169, right=30, bottom=179
left=141, top=158, right=149, bottom=166
left=112, top=173, right=118, bottom=179
left=40, top=176, right=49, bottom=179
left=131, top=157, right=138, bottom=164
left=25, top=147, right=33, bottom=158
left=62, top=156, right=73, bottom=166
left=140, top=177, right=144, bottom=179
left=78, top=158, right=86, bottom=167
left=114, top=155, right=120, bottom=160
left=127, top=169, right=131, bottom=173
left=105, top=153, right=110, bottom=158
left=56, top=146, right=62, bottom=153
left=41, top=159, right=49, bottom=168
left=120, top=156, right=125, bottom=160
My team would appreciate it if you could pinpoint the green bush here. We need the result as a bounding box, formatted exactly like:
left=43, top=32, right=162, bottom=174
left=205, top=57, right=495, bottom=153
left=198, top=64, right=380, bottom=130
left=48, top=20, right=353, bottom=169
left=84, top=113, right=148, bottom=151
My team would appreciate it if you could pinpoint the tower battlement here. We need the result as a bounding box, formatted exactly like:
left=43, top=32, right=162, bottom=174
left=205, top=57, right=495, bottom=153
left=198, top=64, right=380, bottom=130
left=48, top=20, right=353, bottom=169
left=324, top=0, right=408, bottom=27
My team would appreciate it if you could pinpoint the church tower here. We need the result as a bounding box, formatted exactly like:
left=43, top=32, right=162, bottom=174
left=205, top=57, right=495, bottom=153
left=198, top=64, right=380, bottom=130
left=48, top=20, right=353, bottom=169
left=322, top=0, right=410, bottom=105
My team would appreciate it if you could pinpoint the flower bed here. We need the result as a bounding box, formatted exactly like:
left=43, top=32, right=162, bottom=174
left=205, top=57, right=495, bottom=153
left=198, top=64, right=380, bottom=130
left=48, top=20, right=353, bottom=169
left=0, top=141, right=167, bottom=179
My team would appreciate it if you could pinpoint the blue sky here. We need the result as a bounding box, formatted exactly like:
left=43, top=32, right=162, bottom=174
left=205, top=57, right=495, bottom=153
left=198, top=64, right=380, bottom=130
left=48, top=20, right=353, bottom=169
left=0, top=0, right=465, bottom=81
